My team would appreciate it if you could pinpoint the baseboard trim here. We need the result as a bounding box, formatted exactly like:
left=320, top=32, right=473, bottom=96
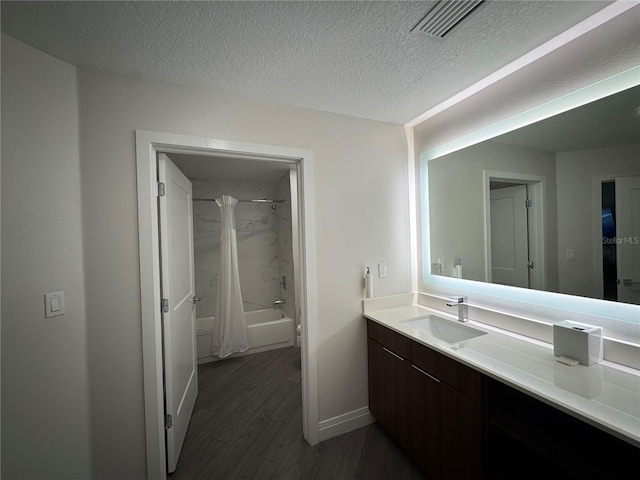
left=318, top=407, right=375, bottom=442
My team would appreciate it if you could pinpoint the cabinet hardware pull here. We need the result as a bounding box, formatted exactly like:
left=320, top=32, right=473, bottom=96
left=412, top=364, right=440, bottom=383
left=382, top=346, right=404, bottom=361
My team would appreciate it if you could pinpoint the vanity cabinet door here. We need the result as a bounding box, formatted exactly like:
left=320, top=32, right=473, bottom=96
left=441, top=383, right=482, bottom=480
left=411, top=341, right=483, bottom=480
left=410, top=364, right=442, bottom=480
left=367, top=337, right=411, bottom=452
left=367, top=320, right=482, bottom=479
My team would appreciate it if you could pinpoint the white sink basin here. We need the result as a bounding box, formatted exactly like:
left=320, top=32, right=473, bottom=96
left=401, top=315, right=487, bottom=344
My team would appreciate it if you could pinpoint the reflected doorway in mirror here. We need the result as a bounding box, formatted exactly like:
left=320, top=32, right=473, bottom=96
left=489, top=183, right=530, bottom=288
left=483, top=171, right=546, bottom=292
left=615, top=176, right=640, bottom=305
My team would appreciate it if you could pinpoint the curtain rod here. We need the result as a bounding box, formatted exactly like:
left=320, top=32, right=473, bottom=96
left=193, top=198, right=287, bottom=204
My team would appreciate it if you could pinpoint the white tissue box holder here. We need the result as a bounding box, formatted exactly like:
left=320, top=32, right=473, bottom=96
left=553, top=320, right=603, bottom=366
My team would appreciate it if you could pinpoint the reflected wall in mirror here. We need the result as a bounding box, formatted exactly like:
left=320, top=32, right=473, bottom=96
left=427, top=84, right=640, bottom=305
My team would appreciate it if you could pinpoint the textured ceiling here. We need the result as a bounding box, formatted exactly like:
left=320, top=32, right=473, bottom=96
left=494, top=85, right=640, bottom=153
left=0, top=0, right=614, bottom=124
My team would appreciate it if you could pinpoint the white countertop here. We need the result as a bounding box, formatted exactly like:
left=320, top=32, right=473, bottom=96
left=364, top=304, right=640, bottom=447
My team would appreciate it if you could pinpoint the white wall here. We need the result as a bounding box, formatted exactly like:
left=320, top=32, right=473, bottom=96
left=1, top=34, right=92, bottom=479
left=556, top=145, right=640, bottom=297
left=77, top=68, right=410, bottom=477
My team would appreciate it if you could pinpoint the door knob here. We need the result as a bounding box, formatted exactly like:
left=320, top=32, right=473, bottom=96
left=191, top=296, right=203, bottom=303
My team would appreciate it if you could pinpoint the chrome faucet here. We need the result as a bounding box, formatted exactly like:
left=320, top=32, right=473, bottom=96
left=274, top=299, right=286, bottom=305
left=446, top=296, right=469, bottom=322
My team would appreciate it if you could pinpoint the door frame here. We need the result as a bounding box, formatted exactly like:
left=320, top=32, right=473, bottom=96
left=483, top=170, right=546, bottom=290
left=135, top=130, right=319, bottom=479
left=592, top=174, right=639, bottom=300
left=592, top=174, right=615, bottom=299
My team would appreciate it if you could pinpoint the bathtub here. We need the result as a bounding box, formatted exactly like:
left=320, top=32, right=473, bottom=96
left=196, top=308, right=294, bottom=363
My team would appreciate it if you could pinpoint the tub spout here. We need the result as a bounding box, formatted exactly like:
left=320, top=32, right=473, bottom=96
left=274, top=299, right=286, bottom=305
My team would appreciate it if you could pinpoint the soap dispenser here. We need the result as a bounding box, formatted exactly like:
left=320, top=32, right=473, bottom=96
left=453, top=258, right=463, bottom=279
left=364, top=267, right=373, bottom=298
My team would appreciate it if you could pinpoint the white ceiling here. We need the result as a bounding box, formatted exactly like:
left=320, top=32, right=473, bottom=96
left=0, top=0, right=613, bottom=125
left=167, top=152, right=292, bottom=182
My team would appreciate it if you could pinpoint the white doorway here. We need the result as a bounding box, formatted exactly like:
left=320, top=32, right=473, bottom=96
left=489, top=183, right=530, bottom=288
left=483, top=171, right=546, bottom=290
left=615, top=176, right=640, bottom=304
left=592, top=175, right=640, bottom=304
left=136, top=131, right=319, bottom=479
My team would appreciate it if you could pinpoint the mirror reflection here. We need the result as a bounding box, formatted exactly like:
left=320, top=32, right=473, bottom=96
left=427, top=85, right=640, bottom=305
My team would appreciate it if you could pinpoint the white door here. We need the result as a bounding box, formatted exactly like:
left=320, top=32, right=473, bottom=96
left=616, top=176, right=640, bottom=305
left=490, top=185, right=530, bottom=288
left=158, top=153, right=198, bottom=472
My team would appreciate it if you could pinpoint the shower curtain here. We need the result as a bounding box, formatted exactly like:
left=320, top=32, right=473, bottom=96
left=211, top=195, right=249, bottom=358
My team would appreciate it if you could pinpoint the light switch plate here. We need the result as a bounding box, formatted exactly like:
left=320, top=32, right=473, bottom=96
left=45, top=292, right=65, bottom=318
left=378, top=263, right=387, bottom=278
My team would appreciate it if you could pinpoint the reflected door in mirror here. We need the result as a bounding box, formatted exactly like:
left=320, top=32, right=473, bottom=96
left=490, top=184, right=530, bottom=288
left=616, top=176, right=640, bottom=305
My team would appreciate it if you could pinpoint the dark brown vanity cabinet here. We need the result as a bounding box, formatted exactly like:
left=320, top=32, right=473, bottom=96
left=367, top=320, right=482, bottom=479
left=409, top=363, right=442, bottom=479
left=410, top=339, right=483, bottom=480
left=368, top=319, right=640, bottom=480
left=367, top=321, right=412, bottom=452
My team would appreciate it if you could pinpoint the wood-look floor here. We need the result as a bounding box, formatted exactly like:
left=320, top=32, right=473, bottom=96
left=169, top=346, right=425, bottom=480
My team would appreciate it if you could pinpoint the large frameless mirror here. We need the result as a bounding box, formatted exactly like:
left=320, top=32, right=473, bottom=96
left=421, top=67, right=640, bottom=316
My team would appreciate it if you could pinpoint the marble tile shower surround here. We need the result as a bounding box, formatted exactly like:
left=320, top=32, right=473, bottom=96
left=192, top=176, right=294, bottom=319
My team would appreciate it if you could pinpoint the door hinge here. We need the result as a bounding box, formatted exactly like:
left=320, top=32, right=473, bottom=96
left=165, top=414, right=173, bottom=430
left=157, top=182, right=166, bottom=197
left=161, top=298, right=169, bottom=313
left=525, top=199, right=533, bottom=208
left=528, top=261, right=534, bottom=269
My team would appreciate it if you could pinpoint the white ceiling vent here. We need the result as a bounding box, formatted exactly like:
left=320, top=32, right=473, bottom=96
left=412, top=0, right=485, bottom=38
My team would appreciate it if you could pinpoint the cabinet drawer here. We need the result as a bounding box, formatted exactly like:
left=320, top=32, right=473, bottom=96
left=367, top=319, right=410, bottom=359
left=411, top=341, right=481, bottom=401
